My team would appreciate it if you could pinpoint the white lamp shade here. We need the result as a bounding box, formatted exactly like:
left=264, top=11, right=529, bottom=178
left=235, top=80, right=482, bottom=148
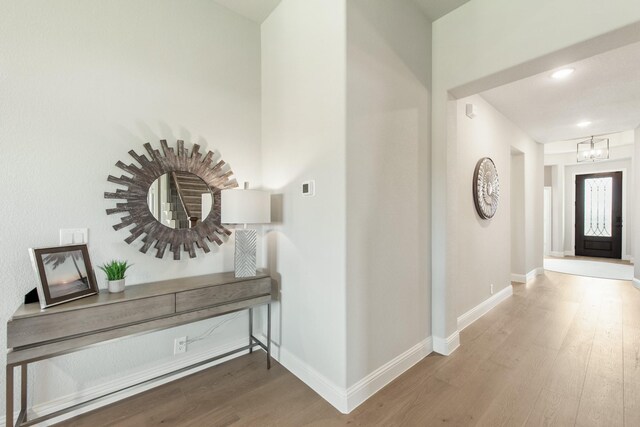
left=221, top=189, right=271, bottom=224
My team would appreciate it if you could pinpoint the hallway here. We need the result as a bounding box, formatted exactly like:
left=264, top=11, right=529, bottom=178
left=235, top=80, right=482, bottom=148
left=59, top=271, right=640, bottom=426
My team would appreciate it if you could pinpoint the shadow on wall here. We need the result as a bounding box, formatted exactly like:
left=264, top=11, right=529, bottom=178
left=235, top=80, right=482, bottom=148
left=351, top=0, right=430, bottom=89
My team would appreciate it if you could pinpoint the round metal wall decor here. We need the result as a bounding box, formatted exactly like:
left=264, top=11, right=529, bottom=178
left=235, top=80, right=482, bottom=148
left=104, top=139, right=238, bottom=260
left=473, top=157, right=500, bottom=219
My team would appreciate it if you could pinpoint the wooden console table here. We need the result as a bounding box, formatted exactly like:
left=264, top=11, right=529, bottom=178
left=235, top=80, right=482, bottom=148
left=5, top=271, right=273, bottom=427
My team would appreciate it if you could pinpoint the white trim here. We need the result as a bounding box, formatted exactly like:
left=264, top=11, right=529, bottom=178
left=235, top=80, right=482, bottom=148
left=633, top=278, right=640, bottom=291
left=277, top=348, right=349, bottom=413
left=432, top=331, right=460, bottom=356
left=526, top=267, right=544, bottom=282
left=253, top=334, right=347, bottom=413
left=1, top=338, right=256, bottom=426
left=345, top=338, right=433, bottom=412
left=261, top=334, right=434, bottom=414
left=512, top=268, right=543, bottom=284
left=511, top=273, right=526, bottom=283
left=564, top=250, right=575, bottom=257
left=623, top=255, right=634, bottom=263
left=457, top=285, right=513, bottom=331
left=549, top=251, right=565, bottom=257
left=544, top=186, right=553, bottom=256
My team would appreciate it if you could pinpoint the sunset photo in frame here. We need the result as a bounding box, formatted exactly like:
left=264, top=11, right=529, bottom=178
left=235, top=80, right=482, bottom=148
left=29, top=244, right=99, bottom=309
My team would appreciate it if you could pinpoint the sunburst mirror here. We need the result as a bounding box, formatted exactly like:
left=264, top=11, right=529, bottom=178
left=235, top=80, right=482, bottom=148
left=473, top=157, right=500, bottom=220
left=104, top=140, right=238, bottom=260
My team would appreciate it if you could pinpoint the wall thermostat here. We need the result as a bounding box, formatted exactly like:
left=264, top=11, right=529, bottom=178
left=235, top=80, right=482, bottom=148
left=302, top=180, right=315, bottom=197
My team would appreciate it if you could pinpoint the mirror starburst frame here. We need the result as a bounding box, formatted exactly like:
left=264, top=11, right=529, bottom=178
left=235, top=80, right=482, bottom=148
left=105, top=140, right=238, bottom=260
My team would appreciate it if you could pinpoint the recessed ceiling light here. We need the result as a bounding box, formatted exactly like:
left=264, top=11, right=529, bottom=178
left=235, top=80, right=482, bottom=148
left=577, top=121, right=592, bottom=127
left=551, top=68, right=575, bottom=79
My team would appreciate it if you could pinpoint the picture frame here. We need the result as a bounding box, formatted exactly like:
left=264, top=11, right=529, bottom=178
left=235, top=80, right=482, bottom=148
left=29, top=244, right=99, bottom=309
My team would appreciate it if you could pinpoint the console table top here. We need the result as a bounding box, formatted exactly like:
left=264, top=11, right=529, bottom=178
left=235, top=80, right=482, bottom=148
left=11, top=270, right=270, bottom=320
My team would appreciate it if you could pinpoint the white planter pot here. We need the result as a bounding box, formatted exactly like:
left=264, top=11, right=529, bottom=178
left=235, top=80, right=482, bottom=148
left=107, top=279, right=126, bottom=293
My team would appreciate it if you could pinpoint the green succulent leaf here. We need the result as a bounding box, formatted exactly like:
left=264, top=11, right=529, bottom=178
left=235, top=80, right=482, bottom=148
left=98, top=260, right=132, bottom=281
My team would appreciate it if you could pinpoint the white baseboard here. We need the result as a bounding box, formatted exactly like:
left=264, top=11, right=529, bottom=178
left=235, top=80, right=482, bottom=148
left=432, top=331, right=460, bottom=356
left=564, top=250, right=575, bottom=257
left=511, top=273, right=526, bottom=283
left=0, top=338, right=255, bottom=426
left=512, top=267, right=543, bottom=284
left=345, top=338, right=432, bottom=413
left=264, top=334, right=434, bottom=414
left=549, top=251, right=565, bottom=257
left=457, top=285, right=513, bottom=331
left=272, top=340, right=349, bottom=413
left=623, top=255, right=634, bottom=264
left=526, top=267, right=544, bottom=282
left=633, top=278, right=640, bottom=291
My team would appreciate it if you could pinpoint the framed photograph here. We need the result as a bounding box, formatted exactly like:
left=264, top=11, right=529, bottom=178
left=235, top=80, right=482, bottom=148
left=29, top=244, right=99, bottom=309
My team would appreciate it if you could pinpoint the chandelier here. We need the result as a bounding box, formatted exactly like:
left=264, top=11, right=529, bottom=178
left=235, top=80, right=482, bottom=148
left=577, top=136, right=609, bottom=163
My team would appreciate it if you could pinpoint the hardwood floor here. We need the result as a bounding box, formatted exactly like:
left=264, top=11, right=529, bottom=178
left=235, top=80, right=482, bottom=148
left=57, top=271, right=640, bottom=426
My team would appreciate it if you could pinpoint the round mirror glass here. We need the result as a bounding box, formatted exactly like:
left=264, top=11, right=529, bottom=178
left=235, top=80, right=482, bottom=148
left=147, top=172, right=213, bottom=229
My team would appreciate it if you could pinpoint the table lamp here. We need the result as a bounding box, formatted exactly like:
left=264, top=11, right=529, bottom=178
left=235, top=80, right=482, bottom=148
left=221, top=183, right=271, bottom=277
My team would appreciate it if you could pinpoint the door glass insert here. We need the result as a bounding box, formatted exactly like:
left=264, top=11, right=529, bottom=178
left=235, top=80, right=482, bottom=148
left=583, top=176, right=612, bottom=237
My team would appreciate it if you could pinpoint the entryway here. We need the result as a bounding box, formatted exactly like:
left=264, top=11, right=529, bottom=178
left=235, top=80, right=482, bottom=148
left=575, top=171, right=623, bottom=259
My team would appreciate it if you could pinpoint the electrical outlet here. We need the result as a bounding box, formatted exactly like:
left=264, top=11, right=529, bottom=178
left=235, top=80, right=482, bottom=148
left=490, top=284, right=494, bottom=295
left=174, top=336, right=187, bottom=355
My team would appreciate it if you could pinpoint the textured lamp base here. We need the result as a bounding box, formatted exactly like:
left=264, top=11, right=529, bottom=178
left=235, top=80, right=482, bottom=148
left=235, top=229, right=257, bottom=277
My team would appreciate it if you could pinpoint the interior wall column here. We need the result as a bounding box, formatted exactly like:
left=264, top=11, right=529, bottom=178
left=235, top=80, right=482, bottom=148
left=634, top=125, right=640, bottom=290
left=551, top=163, right=565, bottom=256
left=431, top=91, right=460, bottom=355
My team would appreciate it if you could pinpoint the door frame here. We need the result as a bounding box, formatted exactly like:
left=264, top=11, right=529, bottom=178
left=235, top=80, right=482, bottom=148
left=570, top=167, right=627, bottom=259
left=544, top=187, right=552, bottom=256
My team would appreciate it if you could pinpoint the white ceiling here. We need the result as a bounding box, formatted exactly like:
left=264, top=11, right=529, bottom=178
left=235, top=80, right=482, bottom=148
left=481, top=41, right=640, bottom=143
left=212, top=0, right=470, bottom=24
left=544, top=130, right=634, bottom=155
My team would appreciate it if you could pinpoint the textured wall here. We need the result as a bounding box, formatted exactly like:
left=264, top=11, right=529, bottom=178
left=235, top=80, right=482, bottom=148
left=0, top=0, right=261, bottom=417
left=261, top=0, right=348, bottom=390
left=346, top=0, right=431, bottom=387
left=455, top=94, right=541, bottom=317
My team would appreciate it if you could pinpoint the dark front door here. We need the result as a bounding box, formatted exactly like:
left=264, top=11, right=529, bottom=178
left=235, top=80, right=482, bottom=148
left=575, top=171, right=622, bottom=259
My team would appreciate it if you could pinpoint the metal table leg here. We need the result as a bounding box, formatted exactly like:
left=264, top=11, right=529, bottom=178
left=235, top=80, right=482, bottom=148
left=6, top=365, right=13, bottom=427
left=249, top=308, right=253, bottom=354
left=20, top=364, right=27, bottom=424
left=267, top=303, right=271, bottom=369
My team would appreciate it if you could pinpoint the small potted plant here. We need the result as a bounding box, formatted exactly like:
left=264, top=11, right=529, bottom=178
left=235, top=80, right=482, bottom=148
left=98, top=260, right=132, bottom=293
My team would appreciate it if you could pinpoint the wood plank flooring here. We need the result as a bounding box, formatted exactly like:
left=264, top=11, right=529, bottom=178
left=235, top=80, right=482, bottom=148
left=57, top=271, right=640, bottom=426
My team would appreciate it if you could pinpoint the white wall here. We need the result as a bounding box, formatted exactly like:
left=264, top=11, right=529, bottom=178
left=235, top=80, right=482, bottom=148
left=455, top=95, right=541, bottom=316
left=0, top=0, right=261, bottom=418
left=261, top=0, right=348, bottom=402
left=635, top=126, right=640, bottom=282
left=432, top=0, right=640, bottom=344
left=511, top=152, right=526, bottom=276
left=346, top=0, right=431, bottom=388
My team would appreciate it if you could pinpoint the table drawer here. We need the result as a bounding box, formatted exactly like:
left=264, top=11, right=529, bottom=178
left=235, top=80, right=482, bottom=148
left=7, top=294, right=175, bottom=349
left=176, top=277, right=271, bottom=313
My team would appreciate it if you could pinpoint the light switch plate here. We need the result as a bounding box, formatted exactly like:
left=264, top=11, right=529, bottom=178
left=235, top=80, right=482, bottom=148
left=60, top=228, right=88, bottom=245
left=302, top=180, right=315, bottom=197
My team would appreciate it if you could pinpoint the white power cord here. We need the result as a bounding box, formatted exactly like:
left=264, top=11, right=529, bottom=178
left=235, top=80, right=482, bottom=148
left=186, top=312, right=242, bottom=345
